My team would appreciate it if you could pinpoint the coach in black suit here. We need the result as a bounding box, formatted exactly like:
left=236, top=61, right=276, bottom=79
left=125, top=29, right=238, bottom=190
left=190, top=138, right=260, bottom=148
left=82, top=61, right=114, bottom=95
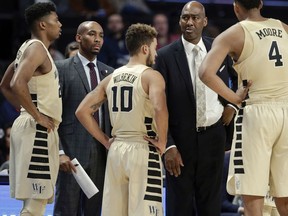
left=53, top=21, right=114, bottom=216
left=154, top=1, right=237, bottom=216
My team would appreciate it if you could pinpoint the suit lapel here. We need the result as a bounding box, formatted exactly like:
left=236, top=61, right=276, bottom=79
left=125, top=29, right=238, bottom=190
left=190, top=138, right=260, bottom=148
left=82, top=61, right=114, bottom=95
left=97, top=62, right=110, bottom=81
left=173, top=38, right=213, bottom=103
left=73, top=55, right=90, bottom=93
left=174, top=40, right=195, bottom=102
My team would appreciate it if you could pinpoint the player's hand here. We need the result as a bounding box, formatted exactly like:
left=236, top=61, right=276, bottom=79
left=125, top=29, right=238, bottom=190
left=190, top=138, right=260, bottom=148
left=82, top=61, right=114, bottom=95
left=164, top=147, right=184, bottom=177
left=35, top=113, right=55, bottom=133
left=59, top=154, right=76, bottom=173
left=222, top=106, right=235, bottom=126
left=144, top=136, right=166, bottom=155
left=104, top=137, right=114, bottom=150
left=235, top=80, right=252, bottom=105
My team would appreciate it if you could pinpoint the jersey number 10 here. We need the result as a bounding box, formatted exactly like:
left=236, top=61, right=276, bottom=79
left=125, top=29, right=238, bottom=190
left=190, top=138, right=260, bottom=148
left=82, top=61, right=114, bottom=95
left=111, top=86, right=133, bottom=112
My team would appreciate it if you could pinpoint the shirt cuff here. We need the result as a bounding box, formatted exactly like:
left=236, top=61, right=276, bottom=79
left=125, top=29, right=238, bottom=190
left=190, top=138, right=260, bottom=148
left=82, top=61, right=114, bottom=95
left=165, top=145, right=177, bottom=153
left=59, top=150, right=65, bottom=155
left=227, top=103, right=239, bottom=112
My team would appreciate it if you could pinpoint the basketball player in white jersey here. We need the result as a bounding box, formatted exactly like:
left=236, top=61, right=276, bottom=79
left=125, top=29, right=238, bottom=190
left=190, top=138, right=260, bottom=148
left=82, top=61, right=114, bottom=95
left=0, top=2, right=62, bottom=215
left=76, top=23, right=168, bottom=216
left=198, top=0, right=288, bottom=215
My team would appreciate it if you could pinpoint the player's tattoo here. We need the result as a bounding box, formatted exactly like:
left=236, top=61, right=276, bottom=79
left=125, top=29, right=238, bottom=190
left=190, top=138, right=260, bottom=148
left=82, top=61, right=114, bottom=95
left=90, top=98, right=107, bottom=111
left=91, top=103, right=100, bottom=111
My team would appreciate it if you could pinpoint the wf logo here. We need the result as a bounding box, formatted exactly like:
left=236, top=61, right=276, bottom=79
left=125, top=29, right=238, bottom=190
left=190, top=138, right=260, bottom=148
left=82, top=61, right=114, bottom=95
left=32, top=183, right=46, bottom=194
left=149, top=205, right=160, bottom=216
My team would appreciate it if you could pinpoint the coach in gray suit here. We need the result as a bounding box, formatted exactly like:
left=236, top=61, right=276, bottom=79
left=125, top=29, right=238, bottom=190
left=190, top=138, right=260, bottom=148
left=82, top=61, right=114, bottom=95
left=53, top=21, right=114, bottom=216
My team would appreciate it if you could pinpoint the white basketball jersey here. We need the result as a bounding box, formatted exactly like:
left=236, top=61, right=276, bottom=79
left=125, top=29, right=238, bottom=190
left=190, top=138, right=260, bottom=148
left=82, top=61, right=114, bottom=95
left=106, top=64, right=157, bottom=139
left=14, top=39, right=62, bottom=125
left=234, top=19, right=288, bottom=101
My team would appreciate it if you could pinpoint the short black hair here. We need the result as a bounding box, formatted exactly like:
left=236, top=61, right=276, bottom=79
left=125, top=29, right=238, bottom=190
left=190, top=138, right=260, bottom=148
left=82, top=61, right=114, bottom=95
left=24, top=2, right=56, bottom=30
left=125, top=23, right=157, bottom=56
left=235, top=0, right=261, bottom=10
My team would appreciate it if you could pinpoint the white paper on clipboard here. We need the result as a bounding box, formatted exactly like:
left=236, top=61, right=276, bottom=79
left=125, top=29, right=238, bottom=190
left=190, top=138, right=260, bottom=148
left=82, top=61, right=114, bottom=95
left=71, top=158, right=99, bottom=199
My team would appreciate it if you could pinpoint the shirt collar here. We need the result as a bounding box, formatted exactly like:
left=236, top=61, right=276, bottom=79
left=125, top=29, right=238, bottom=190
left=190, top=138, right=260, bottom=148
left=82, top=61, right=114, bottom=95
left=77, top=52, right=97, bottom=67
left=181, top=36, right=207, bottom=54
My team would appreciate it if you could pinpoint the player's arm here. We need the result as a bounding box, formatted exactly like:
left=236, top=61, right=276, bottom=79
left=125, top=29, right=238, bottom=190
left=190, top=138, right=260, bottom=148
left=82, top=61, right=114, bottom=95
left=75, top=74, right=112, bottom=149
left=143, top=69, right=168, bottom=155
left=199, top=24, right=249, bottom=106
left=0, top=61, right=21, bottom=110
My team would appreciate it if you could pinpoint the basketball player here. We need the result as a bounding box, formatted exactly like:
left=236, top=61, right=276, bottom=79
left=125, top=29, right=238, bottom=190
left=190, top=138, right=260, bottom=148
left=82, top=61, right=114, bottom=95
left=75, top=23, right=168, bottom=216
left=0, top=2, right=62, bottom=215
left=199, top=0, right=288, bottom=215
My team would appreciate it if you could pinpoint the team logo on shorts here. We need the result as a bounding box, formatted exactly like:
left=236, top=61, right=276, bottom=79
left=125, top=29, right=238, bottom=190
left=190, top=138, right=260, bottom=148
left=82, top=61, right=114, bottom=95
left=148, top=205, right=161, bottom=216
left=235, top=176, right=241, bottom=191
left=32, top=182, right=46, bottom=194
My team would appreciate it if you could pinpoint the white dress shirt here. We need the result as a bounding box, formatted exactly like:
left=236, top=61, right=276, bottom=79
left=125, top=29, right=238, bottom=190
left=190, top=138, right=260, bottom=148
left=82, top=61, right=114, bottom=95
left=182, top=36, right=223, bottom=127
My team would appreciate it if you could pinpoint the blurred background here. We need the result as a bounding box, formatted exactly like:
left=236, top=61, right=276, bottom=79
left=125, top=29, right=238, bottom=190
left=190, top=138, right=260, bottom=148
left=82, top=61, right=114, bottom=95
left=0, top=0, right=287, bottom=73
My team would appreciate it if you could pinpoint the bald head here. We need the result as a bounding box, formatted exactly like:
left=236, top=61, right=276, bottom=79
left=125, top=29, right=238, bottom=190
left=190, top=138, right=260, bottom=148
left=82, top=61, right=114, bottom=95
left=77, top=21, right=103, bottom=35
left=181, top=1, right=206, bottom=17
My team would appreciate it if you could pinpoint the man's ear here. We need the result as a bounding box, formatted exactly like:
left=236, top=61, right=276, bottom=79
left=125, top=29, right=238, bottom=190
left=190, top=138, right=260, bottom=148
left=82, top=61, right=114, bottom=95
left=259, top=0, right=263, bottom=9
left=39, top=21, right=46, bottom=30
left=75, top=34, right=81, bottom=43
left=142, top=44, right=149, bottom=54
left=203, top=17, right=208, bottom=28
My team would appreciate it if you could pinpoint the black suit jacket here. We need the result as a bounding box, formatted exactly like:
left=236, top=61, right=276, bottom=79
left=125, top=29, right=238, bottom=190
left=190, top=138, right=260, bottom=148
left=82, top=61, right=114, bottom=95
left=154, top=37, right=237, bottom=155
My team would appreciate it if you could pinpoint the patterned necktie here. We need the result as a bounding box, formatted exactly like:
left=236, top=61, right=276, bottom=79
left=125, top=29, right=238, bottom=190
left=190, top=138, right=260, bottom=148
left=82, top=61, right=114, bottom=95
left=87, top=62, right=99, bottom=123
left=87, top=62, right=98, bottom=90
left=193, top=45, right=206, bottom=127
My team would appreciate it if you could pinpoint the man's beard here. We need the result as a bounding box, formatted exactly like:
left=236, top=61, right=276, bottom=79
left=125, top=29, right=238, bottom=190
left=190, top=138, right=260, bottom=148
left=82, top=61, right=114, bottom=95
left=92, top=51, right=99, bottom=55
left=146, top=52, right=153, bottom=67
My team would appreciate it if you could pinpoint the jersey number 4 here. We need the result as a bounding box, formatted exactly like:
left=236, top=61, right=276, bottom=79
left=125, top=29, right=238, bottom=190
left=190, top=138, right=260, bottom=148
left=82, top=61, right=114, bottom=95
left=111, top=86, right=133, bottom=112
left=269, top=41, right=283, bottom=67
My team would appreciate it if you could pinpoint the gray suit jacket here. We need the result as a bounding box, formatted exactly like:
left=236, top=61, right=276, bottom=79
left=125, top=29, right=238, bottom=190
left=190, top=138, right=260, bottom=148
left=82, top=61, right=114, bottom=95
left=56, top=55, right=114, bottom=168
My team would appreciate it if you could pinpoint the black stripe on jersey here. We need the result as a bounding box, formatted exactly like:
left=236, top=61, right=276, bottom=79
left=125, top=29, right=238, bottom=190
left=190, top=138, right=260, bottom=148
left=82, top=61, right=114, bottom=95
left=234, top=151, right=242, bottom=157
left=148, top=145, right=157, bottom=152
left=148, top=170, right=161, bottom=177
left=148, top=161, right=161, bottom=169
left=146, top=186, right=162, bottom=194
left=32, top=148, right=48, bottom=155
left=149, top=153, right=160, bottom=161
left=233, top=159, right=243, bottom=166
left=233, top=107, right=245, bottom=174
left=235, top=142, right=242, bottom=149
left=147, top=178, right=161, bottom=186
left=31, top=94, right=37, bottom=107
left=35, top=131, right=48, bottom=139
left=144, top=194, right=162, bottom=202
left=30, top=156, right=49, bottom=163
left=34, top=140, right=48, bottom=147
left=31, top=94, right=37, bottom=100
left=27, top=173, right=51, bottom=179
left=235, top=168, right=245, bottom=174
left=236, top=134, right=242, bottom=140
left=144, top=117, right=153, bottom=124
left=28, top=123, right=50, bottom=180
left=29, top=164, right=50, bottom=171
left=238, top=108, right=244, bottom=115
left=236, top=117, right=243, bottom=124
left=146, top=125, right=152, bottom=130
left=36, top=124, right=47, bottom=132
left=147, top=131, right=157, bottom=137
left=236, top=125, right=242, bottom=132
left=144, top=145, right=162, bottom=203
